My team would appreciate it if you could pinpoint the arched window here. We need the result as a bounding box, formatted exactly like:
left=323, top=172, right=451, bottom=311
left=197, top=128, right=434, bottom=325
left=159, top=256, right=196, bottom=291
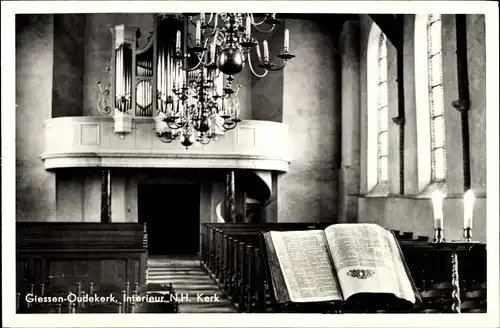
left=427, top=14, right=446, bottom=181
left=366, top=23, right=389, bottom=192
left=415, top=14, right=446, bottom=191
left=377, top=34, right=389, bottom=182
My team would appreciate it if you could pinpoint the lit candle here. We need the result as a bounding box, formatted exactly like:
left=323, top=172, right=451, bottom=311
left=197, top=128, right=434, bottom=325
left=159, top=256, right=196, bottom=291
left=463, top=190, right=475, bottom=229
left=196, top=20, right=201, bottom=45
left=432, top=190, right=444, bottom=229
left=176, top=30, right=181, bottom=53
left=200, top=13, right=205, bottom=25
left=245, top=16, right=251, bottom=38
left=263, top=40, right=269, bottom=62
left=284, top=28, right=289, bottom=53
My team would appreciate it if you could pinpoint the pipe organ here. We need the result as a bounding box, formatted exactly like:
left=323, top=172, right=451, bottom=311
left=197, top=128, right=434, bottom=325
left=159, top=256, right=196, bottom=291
left=109, top=15, right=224, bottom=137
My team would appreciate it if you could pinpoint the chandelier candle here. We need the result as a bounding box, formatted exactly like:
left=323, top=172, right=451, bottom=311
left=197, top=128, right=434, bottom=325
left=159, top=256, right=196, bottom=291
left=245, top=16, right=251, bottom=38
left=263, top=40, right=269, bottom=62
left=284, top=29, right=289, bottom=53
left=196, top=20, right=202, bottom=46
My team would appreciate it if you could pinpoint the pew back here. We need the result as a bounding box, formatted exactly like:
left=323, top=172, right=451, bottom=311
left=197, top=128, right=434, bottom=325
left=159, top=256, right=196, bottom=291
left=17, top=222, right=148, bottom=298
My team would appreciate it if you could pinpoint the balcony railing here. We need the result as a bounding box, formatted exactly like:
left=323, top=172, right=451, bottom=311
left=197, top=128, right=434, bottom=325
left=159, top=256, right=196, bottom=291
left=41, top=117, right=290, bottom=172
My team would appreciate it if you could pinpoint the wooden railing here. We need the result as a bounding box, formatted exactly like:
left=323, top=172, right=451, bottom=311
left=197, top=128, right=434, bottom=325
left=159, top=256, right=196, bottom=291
left=200, top=223, right=487, bottom=313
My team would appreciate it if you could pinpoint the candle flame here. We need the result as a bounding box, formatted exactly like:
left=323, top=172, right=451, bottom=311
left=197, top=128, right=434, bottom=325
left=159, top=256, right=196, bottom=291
left=464, top=189, right=475, bottom=204
left=431, top=190, right=443, bottom=204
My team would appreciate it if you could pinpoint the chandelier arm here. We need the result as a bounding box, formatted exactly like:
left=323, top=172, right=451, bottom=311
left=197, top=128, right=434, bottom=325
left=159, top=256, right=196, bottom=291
left=249, top=13, right=267, bottom=26
left=247, top=51, right=269, bottom=78
left=252, top=24, right=276, bottom=34
left=195, top=35, right=217, bottom=66
left=159, top=133, right=177, bottom=143
left=266, top=62, right=288, bottom=72
left=203, top=14, right=219, bottom=38
left=180, top=60, right=203, bottom=72
left=206, top=13, right=214, bottom=25
left=167, top=119, right=186, bottom=130
left=198, top=136, right=212, bottom=145
left=222, top=121, right=238, bottom=130
left=214, top=119, right=227, bottom=132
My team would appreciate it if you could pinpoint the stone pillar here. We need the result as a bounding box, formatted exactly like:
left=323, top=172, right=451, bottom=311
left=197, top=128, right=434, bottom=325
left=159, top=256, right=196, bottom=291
left=225, top=170, right=236, bottom=223
left=100, top=169, right=112, bottom=223
left=339, top=20, right=360, bottom=223
left=465, top=15, right=486, bottom=196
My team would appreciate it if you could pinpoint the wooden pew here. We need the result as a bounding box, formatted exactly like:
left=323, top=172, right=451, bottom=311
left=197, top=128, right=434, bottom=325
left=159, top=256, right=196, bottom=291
left=16, top=222, right=148, bottom=312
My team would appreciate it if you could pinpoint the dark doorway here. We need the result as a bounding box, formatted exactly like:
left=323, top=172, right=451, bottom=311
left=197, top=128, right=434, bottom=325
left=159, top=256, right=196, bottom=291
left=138, top=183, right=200, bottom=255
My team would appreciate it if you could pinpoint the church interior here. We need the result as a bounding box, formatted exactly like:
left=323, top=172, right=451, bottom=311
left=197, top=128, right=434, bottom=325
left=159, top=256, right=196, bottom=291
left=13, top=10, right=491, bottom=315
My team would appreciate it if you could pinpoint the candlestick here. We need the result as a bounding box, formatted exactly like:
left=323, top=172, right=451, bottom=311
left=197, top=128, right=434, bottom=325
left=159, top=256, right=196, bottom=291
left=429, top=241, right=479, bottom=312
left=463, top=189, right=475, bottom=230
left=450, top=250, right=461, bottom=313
left=284, top=28, right=289, bottom=53
left=196, top=20, right=201, bottom=46
left=263, top=40, right=269, bottom=62
left=463, top=227, right=472, bottom=242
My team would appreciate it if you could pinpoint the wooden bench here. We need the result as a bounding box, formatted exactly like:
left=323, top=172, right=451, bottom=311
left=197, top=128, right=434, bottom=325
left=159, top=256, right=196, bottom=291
left=16, top=222, right=148, bottom=312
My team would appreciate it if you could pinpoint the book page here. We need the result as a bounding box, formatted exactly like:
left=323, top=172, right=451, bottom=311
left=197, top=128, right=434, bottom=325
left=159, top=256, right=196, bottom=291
left=386, top=231, right=418, bottom=303
left=269, top=230, right=342, bottom=303
left=324, top=224, right=414, bottom=303
left=263, top=232, right=291, bottom=304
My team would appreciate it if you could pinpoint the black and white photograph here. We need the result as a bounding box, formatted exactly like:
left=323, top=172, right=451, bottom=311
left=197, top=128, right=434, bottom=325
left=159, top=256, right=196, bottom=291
left=2, top=1, right=499, bottom=327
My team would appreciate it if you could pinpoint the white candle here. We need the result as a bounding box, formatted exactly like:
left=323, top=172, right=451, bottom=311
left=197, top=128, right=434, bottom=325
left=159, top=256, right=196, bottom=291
left=263, top=40, right=269, bottom=62
left=196, top=20, right=201, bottom=45
left=255, top=42, right=262, bottom=62
left=200, top=13, right=205, bottom=25
left=284, top=28, right=289, bottom=53
left=176, top=30, right=181, bottom=53
left=245, top=16, right=251, bottom=38
left=210, top=39, right=216, bottom=61
left=463, top=190, right=475, bottom=229
left=431, top=190, right=444, bottom=229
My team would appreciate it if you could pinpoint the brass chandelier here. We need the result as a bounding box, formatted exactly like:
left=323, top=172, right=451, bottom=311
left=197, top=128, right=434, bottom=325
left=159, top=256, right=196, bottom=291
left=158, top=13, right=295, bottom=148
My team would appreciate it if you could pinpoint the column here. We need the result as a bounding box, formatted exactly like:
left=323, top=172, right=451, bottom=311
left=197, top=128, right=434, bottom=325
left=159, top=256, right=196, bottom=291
left=339, top=20, right=360, bottom=223
left=225, top=170, right=236, bottom=223
left=235, top=189, right=246, bottom=223
left=100, top=169, right=112, bottom=223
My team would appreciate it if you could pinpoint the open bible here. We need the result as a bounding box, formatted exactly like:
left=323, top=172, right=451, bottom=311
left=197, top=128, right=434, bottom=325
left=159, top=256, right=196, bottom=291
left=262, top=223, right=420, bottom=309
